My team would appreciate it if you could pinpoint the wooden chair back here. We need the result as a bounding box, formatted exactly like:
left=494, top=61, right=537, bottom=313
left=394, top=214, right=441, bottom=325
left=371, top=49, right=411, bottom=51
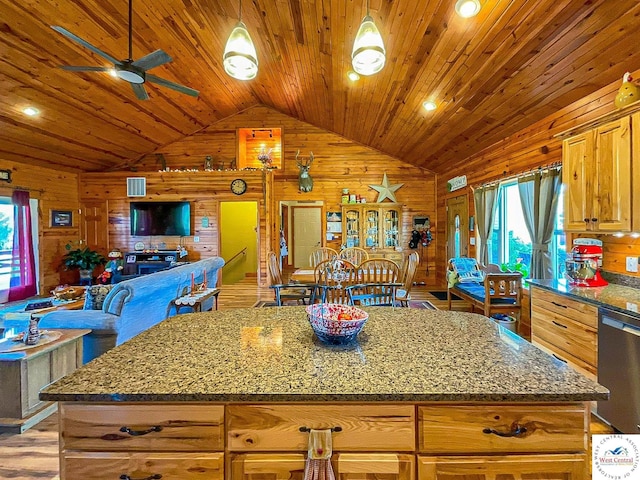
left=267, top=251, right=284, bottom=285
left=267, top=251, right=315, bottom=305
left=397, top=252, right=419, bottom=306
left=347, top=283, right=399, bottom=306
left=309, top=247, right=338, bottom=268
left=484, top=273, right=523, bottom=319
left=351, top=258, right=401, bottom=306
left=314, top=259, right=358, bottom=304
left=358, top=258, right=401, bottom=284
left=339, top=247, right=369, bottom=266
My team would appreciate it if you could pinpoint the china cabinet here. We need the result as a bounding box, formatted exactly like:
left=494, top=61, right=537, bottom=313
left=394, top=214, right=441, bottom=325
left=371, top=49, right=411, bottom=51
left=342, top=203, right=402, bottom=261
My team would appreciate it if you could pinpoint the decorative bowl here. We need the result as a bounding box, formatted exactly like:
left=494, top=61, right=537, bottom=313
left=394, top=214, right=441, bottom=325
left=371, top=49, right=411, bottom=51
left=306, top=303, right=368, bottom=346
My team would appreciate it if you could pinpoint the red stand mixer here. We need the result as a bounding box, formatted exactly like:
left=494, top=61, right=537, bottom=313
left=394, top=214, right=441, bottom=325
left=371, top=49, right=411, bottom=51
left=565, top=238, right=608, bottom=287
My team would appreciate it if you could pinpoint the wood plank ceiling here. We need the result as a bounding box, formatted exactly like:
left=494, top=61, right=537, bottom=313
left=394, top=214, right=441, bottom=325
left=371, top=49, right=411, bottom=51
left=1, top=0, right=639, bottom=174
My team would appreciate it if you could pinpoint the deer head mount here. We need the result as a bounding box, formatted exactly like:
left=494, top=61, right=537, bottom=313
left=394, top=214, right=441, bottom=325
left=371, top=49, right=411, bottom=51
left=296, top=150, right=314, bottom=192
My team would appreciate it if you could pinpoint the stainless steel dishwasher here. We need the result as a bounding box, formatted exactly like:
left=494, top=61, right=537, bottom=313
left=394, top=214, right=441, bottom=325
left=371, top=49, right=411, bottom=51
left=598, top=307, right=640, bottom=433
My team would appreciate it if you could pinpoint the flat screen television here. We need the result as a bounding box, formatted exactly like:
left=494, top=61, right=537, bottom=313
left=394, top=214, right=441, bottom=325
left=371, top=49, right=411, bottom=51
left=130, top=201, right=191, bottom=236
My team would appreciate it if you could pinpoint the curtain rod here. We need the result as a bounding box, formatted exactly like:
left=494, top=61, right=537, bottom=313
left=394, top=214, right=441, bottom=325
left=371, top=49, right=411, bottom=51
left=5, top=185, right=45, bottom=194
left=474, top=161, right=562, bottom=189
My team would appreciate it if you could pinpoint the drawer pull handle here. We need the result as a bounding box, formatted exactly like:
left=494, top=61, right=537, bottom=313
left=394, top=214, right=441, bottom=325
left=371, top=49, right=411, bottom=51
left=552, top=353, right=568, bottom=364
left=119, top=475, right=162, bottom=480
left=551, top=301, right=567, bottom=309
left=482, top=423, right=527, bottom=438
left=119, top=425, right=163, bottom=436
left=552, top=320, right=567, bottom=329
left=299, top=426, right=342, bottom=433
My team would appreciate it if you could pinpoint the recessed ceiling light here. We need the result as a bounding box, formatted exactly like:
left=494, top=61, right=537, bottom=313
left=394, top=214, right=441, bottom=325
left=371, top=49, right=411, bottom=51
left=423, top=101, right=437, bottom=111
left=347, top=71, right=360, bottom=81
left=455, top=0, right=481, bottom=18
left=22, top=107, right=40, bottom=116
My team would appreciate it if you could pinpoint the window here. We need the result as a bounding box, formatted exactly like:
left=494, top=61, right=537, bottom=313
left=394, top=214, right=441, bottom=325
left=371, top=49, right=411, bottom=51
left=487, top=181, right=565, bottom=278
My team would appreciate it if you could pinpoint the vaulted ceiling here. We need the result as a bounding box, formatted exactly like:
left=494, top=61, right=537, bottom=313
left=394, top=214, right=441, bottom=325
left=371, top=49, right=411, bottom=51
left=1, top=0, right=639, bottom=174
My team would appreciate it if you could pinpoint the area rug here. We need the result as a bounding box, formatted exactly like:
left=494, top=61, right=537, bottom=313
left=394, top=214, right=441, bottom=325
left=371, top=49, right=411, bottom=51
left=409, top=301, right=438, bottom=310
left=429, top=291, right=460, bottom=301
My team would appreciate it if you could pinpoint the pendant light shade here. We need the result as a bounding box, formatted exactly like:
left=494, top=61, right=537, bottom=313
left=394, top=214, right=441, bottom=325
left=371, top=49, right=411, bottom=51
left=223, top=1, right=258, bottom=81
left=351, top=14, right=386, bottom=76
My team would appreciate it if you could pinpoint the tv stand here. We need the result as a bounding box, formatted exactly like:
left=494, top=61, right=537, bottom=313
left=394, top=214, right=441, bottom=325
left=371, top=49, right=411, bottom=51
left=123, top=251, right=180, bottom=275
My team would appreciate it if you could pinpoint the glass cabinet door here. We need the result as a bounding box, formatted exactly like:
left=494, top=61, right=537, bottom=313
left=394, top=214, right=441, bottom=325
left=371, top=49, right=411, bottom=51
left=344, top=208, right=361, bottom=248
left=365, top=209, right=380, bottom=248
left=383, top=208, right=400, bottom=247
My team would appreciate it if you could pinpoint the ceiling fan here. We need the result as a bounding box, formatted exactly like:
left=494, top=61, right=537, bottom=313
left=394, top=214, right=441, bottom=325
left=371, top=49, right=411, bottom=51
left=51, top=0, right=198, bottom=100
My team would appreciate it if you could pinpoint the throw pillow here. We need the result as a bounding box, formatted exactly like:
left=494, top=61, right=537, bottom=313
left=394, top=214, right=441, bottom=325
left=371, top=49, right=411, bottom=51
left=84, top=284, right=115, bottom=310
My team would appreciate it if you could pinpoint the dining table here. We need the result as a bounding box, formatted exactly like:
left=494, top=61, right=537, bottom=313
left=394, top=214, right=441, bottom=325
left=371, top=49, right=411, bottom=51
left=290, top=268, right=316, bottom=283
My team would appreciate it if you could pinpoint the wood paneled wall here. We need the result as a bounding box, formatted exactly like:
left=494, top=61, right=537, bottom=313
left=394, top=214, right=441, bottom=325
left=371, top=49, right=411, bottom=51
left=434, top=67, right=640, bottom=286
left=82, top=106, right=438, bottom=285
left=0, top=160, right=80, bottom=292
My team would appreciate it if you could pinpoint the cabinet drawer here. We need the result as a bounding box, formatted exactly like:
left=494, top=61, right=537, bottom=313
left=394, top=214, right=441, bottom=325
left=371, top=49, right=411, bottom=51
left=531, top=307, right=597, bottom=366
left=227, top=404, right=415, bottom=452
left=532, top=335, right=597, bottom=379
left=418, top=404, right=587, bottom=454
left=60, top=403, right=224, bottom=452
left=531, top=288, right=598, bottom=328
left=62, top=452, right=223, bottom=480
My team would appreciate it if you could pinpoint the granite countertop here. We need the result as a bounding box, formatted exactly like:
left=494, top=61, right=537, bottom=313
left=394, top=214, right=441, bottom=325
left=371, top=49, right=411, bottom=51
left=528, top=278, right=640, bottom=318
left=40, top=307, right=607, bottom=403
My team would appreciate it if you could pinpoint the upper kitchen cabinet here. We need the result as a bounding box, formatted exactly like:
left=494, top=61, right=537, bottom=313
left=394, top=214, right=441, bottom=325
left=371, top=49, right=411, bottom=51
left=563, top=116, right=631, bottom=232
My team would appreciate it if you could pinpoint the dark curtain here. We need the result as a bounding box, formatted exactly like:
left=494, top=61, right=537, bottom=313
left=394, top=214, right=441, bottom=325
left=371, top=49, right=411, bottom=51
left=8, top=190, right=37, bottom=301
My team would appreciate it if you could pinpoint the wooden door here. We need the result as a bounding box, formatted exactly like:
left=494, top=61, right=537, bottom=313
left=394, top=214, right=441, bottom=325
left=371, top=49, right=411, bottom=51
left=230, top=453, right=306, bottom=480
left=563, top=132, right=594, bottom=232
left=336, top=453, right=414, bottom=480
left=417, top=454, right=585, bottom=479
left=80, top=200, right=108, bottom=252
left=592, top=117, right=631, bottom=231
left=292, top=206, right=323, bottom=268
left=446, top=195, right=468, bottom=260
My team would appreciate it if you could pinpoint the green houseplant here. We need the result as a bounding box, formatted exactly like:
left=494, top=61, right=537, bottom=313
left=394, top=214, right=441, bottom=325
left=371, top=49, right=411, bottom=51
left=62, top=242, right=106, bottom=285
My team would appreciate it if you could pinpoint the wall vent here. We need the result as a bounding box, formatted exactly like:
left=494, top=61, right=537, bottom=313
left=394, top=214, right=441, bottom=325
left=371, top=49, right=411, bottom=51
left=126, top=177, right=146, bottom=197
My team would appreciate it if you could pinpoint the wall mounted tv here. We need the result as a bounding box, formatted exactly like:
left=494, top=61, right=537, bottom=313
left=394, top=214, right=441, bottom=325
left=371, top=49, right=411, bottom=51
left=130, top=201, right=191, bottom=236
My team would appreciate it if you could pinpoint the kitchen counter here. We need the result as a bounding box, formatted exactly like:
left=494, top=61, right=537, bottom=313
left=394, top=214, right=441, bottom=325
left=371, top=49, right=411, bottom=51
left=528, top=278, right=640, bottom=317
left=40, top=306, right=607, bottom=403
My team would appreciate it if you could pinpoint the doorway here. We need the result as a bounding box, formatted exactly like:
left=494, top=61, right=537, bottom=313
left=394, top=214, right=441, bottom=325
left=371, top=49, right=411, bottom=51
left=292, top=206, right=323, bottom=268
left=446, top=195, right=469, bottom=260
left=220, top=201, right=258, bottom=285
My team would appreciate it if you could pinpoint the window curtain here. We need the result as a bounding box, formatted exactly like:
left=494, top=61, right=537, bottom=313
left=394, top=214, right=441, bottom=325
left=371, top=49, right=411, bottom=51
left=8, top=190, right=37, bottom=301
left=473, top=184, right=499, bottom=265
left=517, top=168, right=562, bottom=279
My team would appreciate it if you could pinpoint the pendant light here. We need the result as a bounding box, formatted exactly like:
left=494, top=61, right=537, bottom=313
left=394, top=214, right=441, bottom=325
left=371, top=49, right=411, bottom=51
left=223, top=0, right=258, bottom=80
left=351, top=0, right=386, bottom=76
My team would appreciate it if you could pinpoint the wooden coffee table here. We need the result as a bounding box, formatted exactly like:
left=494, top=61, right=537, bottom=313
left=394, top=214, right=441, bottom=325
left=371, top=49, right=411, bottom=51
left=0, top=328, right=90, bottom=433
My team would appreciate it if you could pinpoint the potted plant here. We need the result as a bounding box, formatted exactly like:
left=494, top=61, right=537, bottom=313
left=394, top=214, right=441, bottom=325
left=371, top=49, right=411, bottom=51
left=62, top=242, right=106, bottom=285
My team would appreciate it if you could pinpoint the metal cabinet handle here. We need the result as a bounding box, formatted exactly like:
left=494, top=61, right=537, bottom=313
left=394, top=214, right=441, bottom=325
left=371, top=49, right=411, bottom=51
left=120, top=475, right=162, bottom=480
left=299, top=426, right=342, bottom=432
left=119, top=425, right=163, bottom=436
left=591, top=218, right=598, bottom=223
left=482, top=423, right=527, bottom=437
left=552, top=320, right=568, bottom=329
left=550, top=301, right=567, bottom=309
left=552, top=353, right=568, bottom=364
left=584, top=218, right=589, bottom=223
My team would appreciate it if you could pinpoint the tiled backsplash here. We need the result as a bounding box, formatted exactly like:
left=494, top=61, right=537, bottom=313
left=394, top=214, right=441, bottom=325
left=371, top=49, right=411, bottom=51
left=602, top=271, right=640, bottom=289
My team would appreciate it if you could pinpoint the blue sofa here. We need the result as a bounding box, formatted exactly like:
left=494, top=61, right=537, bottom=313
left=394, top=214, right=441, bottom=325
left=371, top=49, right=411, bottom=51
left=5, top=257, right=224, bottom=363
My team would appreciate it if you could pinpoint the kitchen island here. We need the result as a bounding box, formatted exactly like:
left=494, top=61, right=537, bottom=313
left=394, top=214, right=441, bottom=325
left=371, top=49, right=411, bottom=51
left=41, top=307, right=607, bottom=480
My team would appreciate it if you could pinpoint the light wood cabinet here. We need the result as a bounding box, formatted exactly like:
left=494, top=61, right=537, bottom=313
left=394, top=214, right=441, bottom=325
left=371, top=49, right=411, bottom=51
left=530, top=287, right=598, bottom=379
left=417, top=454, right=586, bottom=479
left=342, top=203, right=402, bottom=252
left=562, top=116, right=632, bottom=232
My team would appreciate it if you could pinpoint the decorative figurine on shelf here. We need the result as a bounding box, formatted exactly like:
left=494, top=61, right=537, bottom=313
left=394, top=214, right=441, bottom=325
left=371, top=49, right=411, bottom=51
left=24, top=315, right=41, bottom=345
left=296, top=150, right=314, bottom=192
left=258, top=147, right=273, bottom=168
left=615, top=72, right=640, bottom=109
left=97, top=248, right=124, bottom=284
left=204, top=155, right=213, bottom=170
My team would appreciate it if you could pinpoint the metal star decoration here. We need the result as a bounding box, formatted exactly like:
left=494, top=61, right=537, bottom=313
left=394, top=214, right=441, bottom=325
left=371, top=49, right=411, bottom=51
left=369, top=173, right=404, bottom=203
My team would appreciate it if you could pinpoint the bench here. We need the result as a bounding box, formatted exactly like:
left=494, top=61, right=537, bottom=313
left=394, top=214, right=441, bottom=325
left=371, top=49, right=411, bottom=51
left=447, top=257, right=523, bottom=322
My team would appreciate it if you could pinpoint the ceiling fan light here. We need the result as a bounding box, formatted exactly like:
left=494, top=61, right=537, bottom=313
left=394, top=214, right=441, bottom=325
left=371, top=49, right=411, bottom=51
left=347, top=70, right=360, bottom=81
left=22, top=107, right=40, bottom=117
left=351, top=15, right=386, bottom=76
left=115, top=67, right=145, bottom=84
left=455, top=0, right=481, bottom=18
left=224, top=21, right=258, bottom=80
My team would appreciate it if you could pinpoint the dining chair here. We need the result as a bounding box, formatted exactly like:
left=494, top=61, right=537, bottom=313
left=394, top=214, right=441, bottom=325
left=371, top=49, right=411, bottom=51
left=351, top=258, right=402, bottom=306
left=338, top=247, right=369, bottom=266
left=267, top=251, right=315, bottom=306
left=309, top=247, right=338, bottom=268
left=313, top=258, right=358, bottom=304
left=346, top=282, right=400, bottom=307
left=396, top=251, right=419, bottom=307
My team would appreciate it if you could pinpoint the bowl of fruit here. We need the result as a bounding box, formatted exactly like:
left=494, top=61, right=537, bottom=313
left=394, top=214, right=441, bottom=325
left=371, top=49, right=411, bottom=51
left=306, top=303, right=369, bottom=346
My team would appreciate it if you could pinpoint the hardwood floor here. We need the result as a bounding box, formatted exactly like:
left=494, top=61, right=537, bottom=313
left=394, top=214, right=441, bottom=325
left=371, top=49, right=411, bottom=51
left=0, top=279, right=609, bottom=479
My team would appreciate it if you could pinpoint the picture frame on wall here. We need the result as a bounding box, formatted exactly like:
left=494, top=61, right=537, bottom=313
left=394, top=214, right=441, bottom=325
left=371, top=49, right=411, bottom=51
left=51, top=210, right=73, bottom=227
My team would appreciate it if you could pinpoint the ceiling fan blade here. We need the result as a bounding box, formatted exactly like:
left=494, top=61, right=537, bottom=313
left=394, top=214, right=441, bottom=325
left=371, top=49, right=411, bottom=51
left=60, top=66, right=112, bottom=72
left=146, top=74, right=199, bottom=97
left=51, top=26, right=122, bottom=66
left=132, top=50, right=172, bottom=71
left=131, top=83, right=150, bottom=100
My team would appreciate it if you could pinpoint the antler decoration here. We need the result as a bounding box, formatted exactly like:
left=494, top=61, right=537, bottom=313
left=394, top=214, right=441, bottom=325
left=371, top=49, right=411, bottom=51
left=296, top=150, right=314, bottom=192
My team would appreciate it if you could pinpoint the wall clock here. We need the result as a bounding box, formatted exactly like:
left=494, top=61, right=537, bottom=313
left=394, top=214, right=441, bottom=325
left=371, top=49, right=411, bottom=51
left=231, top=178, right=247, bottom=195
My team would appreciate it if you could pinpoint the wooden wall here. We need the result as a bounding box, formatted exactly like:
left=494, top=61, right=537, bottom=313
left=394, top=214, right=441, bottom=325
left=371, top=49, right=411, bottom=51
left=435, top=67, right=640, bottom=287
left=83, top=106, right=438, bottom=285
left=0, top=160, right=80, bottom=292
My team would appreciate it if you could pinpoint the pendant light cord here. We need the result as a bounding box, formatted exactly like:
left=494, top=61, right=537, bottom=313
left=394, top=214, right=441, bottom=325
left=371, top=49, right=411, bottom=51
left=128, top=0, right=133, bottom=61
left=366, top=0, right=370, bottom=16
left=239, top=0, right=242, bottom=21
